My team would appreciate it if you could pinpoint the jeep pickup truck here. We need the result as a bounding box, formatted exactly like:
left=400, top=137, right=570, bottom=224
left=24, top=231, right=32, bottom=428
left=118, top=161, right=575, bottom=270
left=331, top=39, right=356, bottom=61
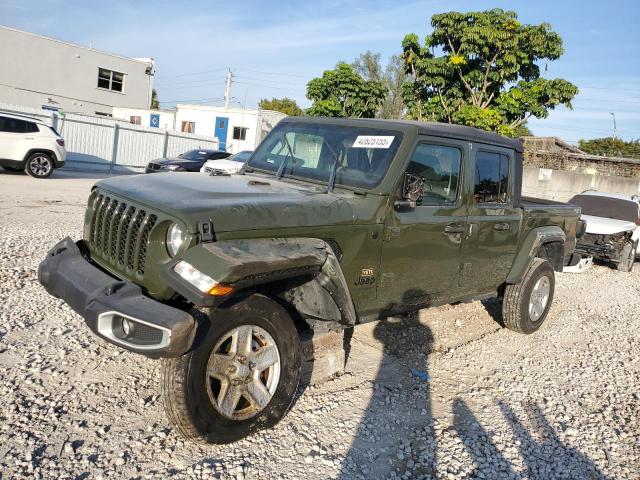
left=38, top=117, right=584, bottom=444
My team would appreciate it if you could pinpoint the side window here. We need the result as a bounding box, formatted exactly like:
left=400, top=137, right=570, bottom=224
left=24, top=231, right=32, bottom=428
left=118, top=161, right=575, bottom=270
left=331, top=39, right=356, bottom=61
left=474, top=151, right=510, bottom=204
left=407, top=143, right=462, bottom=205
left=0, top=116, right=7, bottom=132
left=26, top=122, right=39, bottom=133
left=0, top=117, right=28, bottom=133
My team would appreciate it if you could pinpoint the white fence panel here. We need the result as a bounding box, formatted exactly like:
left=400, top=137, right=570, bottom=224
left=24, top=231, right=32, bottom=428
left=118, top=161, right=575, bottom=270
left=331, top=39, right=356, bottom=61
left=0, top=103, right=220, bottom=172
left=116, top=126, right=165, bottom=169
left=166, top=132, right=219, bottom=157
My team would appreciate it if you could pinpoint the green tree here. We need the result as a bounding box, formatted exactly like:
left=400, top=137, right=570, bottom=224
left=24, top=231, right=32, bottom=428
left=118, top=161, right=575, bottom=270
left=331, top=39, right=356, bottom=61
left=352, top=51, right=406, bottom=119
left=306, top=63, right=386, bottom=118
left=578, top=137, right=640, bottom=159
left=402, top=9, right=578, bottom=137
left=150, top=88, right=159, bottom=109
left=258, top=97, right=304, bottom=116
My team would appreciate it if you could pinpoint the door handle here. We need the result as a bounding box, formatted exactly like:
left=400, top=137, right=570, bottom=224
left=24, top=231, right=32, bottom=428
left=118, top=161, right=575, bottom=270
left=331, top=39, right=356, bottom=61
left=494, top=222, right=511, bottom=231
left=444, top=224, right=464, bottom=234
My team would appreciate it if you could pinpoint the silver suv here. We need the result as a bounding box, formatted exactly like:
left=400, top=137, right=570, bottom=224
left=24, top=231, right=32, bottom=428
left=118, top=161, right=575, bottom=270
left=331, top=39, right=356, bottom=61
left=0, top=113, right=67, bottom=178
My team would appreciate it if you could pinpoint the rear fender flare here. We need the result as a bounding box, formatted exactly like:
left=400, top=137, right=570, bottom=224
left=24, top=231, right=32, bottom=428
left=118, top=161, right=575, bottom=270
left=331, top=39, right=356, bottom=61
left=506, top=226, right=566, bottom=284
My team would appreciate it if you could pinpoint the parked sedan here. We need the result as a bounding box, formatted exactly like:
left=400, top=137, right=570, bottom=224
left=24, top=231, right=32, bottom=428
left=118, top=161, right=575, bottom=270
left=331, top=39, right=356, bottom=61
left=145, top=149, right=230, bottom=173
left=571, top=191, right=640, bottom=272
left=200, top=150, right=253, bottom=175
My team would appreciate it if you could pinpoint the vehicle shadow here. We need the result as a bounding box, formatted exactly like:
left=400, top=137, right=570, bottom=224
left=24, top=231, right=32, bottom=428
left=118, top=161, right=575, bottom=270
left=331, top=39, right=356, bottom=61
left=453, top=398, right=607, bottom=479
left=339, top=307, right=436, bottom=478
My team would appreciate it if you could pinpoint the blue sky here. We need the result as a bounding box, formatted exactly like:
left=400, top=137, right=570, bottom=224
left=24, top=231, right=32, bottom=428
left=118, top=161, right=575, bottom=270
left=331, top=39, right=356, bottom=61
left=2, top=0, right=639, bottom=142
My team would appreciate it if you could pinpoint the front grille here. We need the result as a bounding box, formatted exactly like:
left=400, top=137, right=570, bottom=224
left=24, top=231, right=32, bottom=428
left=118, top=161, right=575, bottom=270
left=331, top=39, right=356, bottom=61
left=88, top=193, right=158, bottom=276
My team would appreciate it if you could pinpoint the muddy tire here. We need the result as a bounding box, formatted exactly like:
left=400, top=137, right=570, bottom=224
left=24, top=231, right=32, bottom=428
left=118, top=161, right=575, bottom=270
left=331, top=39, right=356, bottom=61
left=616, top=241, right=636, bottom=273
left=502, top=258, right=555, bottom=334
left=161, top=294, right=301, bottom=444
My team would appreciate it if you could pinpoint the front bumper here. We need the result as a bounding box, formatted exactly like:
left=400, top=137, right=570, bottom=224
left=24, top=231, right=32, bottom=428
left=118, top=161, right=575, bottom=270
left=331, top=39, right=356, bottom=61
left=38, top=237, right=197, bottom=358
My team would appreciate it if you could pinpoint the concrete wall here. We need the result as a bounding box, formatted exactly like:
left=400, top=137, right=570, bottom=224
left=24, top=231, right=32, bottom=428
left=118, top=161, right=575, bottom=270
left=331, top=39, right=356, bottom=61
left=522, top=166, right=640, bottom=202
left=0, top=26, right=154, bottom=116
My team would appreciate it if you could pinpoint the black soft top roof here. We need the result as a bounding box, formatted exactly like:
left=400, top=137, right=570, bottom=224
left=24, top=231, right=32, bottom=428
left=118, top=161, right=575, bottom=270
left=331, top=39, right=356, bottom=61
left=279, top=116, right=524, bottom=153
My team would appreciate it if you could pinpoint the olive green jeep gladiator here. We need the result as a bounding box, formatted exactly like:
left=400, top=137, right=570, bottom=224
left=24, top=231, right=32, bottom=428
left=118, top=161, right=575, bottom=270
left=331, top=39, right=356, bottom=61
left=38, top=117, right=585, bottom=444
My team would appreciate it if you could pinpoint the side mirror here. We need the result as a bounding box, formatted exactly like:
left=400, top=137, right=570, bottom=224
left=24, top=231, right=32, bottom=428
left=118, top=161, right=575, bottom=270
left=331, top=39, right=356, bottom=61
left=395, top=172, right=424, bottom=211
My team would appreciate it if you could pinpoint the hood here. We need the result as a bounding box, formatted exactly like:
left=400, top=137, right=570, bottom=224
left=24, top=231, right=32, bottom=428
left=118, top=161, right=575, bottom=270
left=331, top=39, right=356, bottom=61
left=582, top=214, right=637, bottom=235
left=202, top=159, right=243, bottom=172
left=95, top=173, right=378, bottom=233
left=151, top=158, right=202, bottom=167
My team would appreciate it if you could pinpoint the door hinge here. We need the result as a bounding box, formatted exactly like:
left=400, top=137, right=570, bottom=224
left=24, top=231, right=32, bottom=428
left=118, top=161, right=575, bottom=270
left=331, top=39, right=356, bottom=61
left=383, top=227, right=401, bottom=242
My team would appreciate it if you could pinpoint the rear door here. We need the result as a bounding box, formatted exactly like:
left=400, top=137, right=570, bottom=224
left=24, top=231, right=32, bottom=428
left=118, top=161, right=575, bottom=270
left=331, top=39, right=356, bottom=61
left=459, top=146, right=521, bottom=295
left=378, top=137, right=467, bottom=309
left=0, top=116, right=33, bottom=161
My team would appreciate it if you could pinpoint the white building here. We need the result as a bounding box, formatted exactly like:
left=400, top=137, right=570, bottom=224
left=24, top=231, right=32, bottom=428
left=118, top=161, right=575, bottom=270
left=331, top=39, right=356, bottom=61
left=0, top=26, right=155, bottom=116
left=112, top=107, right=176, bottom=130
left=174, top=105, right=287, bottom=153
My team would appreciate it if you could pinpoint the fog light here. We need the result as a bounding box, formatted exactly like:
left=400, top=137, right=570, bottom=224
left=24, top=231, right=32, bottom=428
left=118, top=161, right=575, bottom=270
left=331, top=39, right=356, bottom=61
left=121, top=318, right=133, bottom=336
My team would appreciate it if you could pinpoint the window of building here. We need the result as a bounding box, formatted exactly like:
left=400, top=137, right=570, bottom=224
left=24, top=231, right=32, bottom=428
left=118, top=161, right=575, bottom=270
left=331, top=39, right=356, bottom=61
left=406, top=143, right=462, bottom=205
left=474, top=151, right=510, bottom=204
left=130, top=116, right=141, bottom=125
left=181, top=121, right=195, bottom=133
left=233, top=126, right=248, bottom=141
left=97, top=68, right=124, bottom=92
left=95, top=111, right=113, bottom=117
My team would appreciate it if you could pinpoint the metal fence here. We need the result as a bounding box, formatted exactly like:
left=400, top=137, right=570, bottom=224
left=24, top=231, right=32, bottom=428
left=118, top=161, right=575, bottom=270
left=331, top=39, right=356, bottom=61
left=0, top=102, right=219, bottom=172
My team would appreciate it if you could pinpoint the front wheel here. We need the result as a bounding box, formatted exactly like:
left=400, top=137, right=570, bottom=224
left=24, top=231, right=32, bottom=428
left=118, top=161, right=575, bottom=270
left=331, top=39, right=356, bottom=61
left=161, top=294, right=301, bottom=444
left=502, top=258, right=555, bottom=334
left=25, top=153, right=54, bottom=178
left=616, top=241, right=636, bottom=272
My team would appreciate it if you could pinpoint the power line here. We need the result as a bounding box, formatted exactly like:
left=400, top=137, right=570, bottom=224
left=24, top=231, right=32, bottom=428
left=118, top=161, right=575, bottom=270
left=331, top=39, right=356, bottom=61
left=158, top=97, right=225, bottom=104
left=234, top=67, right=312, bottom=79
left=154, top=77, right=227, bottom=87
left=154, top=68, right=229, bottom=80
left=233, top=75, right=308, bottom=87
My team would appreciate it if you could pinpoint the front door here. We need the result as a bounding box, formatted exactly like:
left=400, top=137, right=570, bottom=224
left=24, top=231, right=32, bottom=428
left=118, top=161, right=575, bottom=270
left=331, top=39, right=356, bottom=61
left=214, top=117, right=229, bottom=151
left=459, top=148, right=521, bottom=295
left=378, top=139, right=467, bottom=311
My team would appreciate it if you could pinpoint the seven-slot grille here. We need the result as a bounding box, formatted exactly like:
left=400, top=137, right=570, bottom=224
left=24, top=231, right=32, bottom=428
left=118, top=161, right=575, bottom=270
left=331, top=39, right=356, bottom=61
left=88, top=193, right=158, bottom=276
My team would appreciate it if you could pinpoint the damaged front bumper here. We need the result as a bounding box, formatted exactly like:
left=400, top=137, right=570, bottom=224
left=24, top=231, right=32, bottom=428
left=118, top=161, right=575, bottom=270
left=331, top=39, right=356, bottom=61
left=38, top=237, right=197, bottom=358
left=576, top=232, right=632, bottom=263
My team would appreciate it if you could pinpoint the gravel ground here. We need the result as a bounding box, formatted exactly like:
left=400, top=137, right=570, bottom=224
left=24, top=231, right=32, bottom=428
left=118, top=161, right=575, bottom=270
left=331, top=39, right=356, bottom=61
left=0, top=170, right=639, bottom=479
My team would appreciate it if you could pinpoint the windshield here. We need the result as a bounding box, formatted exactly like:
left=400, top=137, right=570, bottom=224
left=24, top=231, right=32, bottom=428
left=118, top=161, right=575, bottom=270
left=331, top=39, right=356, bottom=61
left=229, top=151, right=252, bottom=163
left=570, top=195, right=639, bottom=223
left=179, top=150, right=210, bottom=161
left=247, top=122, right=403, bottom=189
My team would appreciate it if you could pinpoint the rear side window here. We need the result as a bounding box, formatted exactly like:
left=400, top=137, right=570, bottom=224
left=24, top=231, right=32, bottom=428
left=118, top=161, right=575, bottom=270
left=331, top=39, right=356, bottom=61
left=0, top=116, right=38, bottom=133
left=474, top=151, right=510, bottom=204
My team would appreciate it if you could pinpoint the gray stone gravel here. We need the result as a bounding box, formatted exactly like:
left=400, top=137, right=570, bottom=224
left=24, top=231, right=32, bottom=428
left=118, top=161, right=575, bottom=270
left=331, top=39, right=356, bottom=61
left=0, top=170, right=638, bottom=479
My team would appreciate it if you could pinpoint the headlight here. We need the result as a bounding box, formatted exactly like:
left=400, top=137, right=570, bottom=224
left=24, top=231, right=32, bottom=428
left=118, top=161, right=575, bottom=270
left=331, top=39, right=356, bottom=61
left=161, top=164, right=182, bottom=171
left=166, top=223, right=185, bottom=257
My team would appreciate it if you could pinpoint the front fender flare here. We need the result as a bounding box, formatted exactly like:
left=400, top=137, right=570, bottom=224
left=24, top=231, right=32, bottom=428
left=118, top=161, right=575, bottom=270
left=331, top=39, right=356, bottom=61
left=506, top=226, right=566, bottom=284
left=163, top=238, right=357, bottom=326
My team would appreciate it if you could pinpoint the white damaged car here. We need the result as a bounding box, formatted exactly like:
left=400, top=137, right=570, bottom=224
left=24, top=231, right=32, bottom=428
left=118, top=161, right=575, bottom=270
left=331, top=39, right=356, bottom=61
left=570, top=191, right=640, bottom=272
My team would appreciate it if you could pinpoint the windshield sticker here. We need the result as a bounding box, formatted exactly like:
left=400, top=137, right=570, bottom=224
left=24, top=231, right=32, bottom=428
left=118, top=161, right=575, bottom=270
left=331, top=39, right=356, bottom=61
left=352, top=135, right=395, bottom=149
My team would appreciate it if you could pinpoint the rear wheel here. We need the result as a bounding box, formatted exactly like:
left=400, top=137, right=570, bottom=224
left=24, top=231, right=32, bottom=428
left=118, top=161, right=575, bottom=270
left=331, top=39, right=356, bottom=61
left=502, top=258, right=555, bottom=334
left=616, top=241, right=636, bottom=272
left=161, top=294, right=301, bottom=444
left=25, top=153, right=54, bottom=178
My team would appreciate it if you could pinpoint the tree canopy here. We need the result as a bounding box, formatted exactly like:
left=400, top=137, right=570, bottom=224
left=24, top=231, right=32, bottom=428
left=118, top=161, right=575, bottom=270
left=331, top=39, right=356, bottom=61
left=150, top=89, right=159, bottom=109
left=306, top=63, right=386, bottom=118
left=258, top=97, right=303, bottom=116
left=578, top=137, right=640, bottom=159
left=402, top=9, right=578, bottom=136
left=352, top=51, right=406, bottom=119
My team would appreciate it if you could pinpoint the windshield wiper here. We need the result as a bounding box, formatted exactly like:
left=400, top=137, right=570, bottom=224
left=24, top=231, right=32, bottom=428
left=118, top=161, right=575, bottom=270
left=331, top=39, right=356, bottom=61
left=324, top=141, right=341, bottom=193
left=277, top=135, right=295, bottom=179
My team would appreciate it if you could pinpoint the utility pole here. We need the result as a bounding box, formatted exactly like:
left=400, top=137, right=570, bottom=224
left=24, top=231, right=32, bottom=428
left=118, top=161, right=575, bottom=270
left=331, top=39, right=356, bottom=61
left=610, top=112, right=617, bottom=139
left=224, top=69, right=233, bottom=109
